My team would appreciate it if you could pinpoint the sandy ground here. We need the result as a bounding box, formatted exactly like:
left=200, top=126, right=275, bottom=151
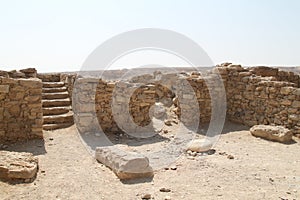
left=0, top=121, right=300, bottom=200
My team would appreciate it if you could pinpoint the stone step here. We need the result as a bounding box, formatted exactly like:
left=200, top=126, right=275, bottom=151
left=42, top=87, right=67, bottom=93
left=43, top=112, right=74, bottom=124
left=42, top=92, right=69, bottom=100
left=43, top=122, right=74, bottom=131
left=43, top=82, right=65, bottom=88
left=42, top=98, right=71, bottom=107
left=43, top=106, right=71, bottom=116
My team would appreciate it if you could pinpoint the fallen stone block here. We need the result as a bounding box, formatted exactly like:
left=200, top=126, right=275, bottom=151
left=0, top=151, right=38, bottom=182
left=250, top=125, right=293, bottom=143
left=95, top=146, right=153, bottom=180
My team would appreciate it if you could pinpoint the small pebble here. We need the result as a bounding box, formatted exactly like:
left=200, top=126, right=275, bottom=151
left=160, top=188, right=171, bottom=192
left=49, top=138, right=54, bottom=141
left=141, top=193, right=151, bottom=199
left=164, top=195, right=171, bottom=200
left=227, top=155, right=234, bottom=159
left=170, top=166, right=177, bottom=170
left=191, top=151, right=197, bottom=157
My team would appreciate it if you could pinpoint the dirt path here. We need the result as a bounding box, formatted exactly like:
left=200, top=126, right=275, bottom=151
left=1, top=123, right=300, bottom=200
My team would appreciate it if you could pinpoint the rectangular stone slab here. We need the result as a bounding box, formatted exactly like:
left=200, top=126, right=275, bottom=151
left=95, top=146, right=153, bottom=180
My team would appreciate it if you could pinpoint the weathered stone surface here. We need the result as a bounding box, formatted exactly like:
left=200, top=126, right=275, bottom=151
left=250, top=66, right=278, bottom=77
left=0, top=85, right=9, bottom=93
left=152, top=102, right=166, bottom=119
left=0, top=151, right=38, bottom=182
left=0, top=74, right=43, bottom=143
left=95, top=146, right=153, bottom=180
left=250, top=125, right=293, bottom=143
left=186, top=139, right=213, bottom=152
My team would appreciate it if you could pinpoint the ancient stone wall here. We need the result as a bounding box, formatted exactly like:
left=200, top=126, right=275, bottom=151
left=0, top=75, right=43, bottom=143
left=73, top=78, right=174, bottom=134
left=219, top=64, right=300, bottom=135
left=30, top=64, right=300, bottom=138
left=173, top=70, right=227, bottom=130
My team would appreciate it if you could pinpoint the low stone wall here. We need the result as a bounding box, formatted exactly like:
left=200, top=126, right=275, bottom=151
left=0, top=76, right=43, bottom=143
left=177, top=72, right=226, bottom=127
left=219, top=64, right=300, bottom=135
left=71, top=64, right=300, bottom=137
left=73, top=78, right=174, bottom=134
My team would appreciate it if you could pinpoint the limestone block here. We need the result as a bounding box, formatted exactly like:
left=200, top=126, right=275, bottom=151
left=95, top=146, right=153, bottom=180
left=250, top=125, right=293, bottom=143
left=186, top=139, right=213, bottom=152
left=0, top=151, right=38, bottom=182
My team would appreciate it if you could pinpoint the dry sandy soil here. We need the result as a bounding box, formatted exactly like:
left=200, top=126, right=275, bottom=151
left=0, top=121, right=300, bottom=200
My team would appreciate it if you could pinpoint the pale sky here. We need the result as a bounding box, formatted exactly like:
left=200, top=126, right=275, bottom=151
left=1, top=0, right=300, bottom=72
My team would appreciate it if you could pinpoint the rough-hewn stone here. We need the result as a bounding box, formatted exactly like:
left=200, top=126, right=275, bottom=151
left=95, top=146, right=153, bottom=179
left=250, top=125, right=293, bottom=143
left=0, top=150, right=38, bottom=182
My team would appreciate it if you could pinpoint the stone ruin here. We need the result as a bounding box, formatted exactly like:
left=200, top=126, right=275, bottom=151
left=0, top=63, right=299, bottom=181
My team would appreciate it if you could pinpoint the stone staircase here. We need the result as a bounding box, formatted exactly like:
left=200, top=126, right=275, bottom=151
left=42, top=81, right=74, bottom=130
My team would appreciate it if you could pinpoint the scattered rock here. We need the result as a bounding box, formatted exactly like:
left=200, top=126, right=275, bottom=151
left=250, top=125, right=293, bottom=143
left=186, top=139, right=213, bottom=152
left=227, top=155, right=234, bottom=159
left=170, top=166, right=177, bottom=170
left=95, top=146, right=153, bottom=180
left=164, top=195, right=171, bottom=200
left=164, top=119, right=172, bottom=126
left=0, top=151, right=38, bottom=182
left=160, top=188, right=171, bottom=192
left=141, top=193, right=151, bottom=199
left=207, top=149, right=216, bottom=155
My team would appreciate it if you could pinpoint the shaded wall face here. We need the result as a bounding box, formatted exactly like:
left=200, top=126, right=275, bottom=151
left=0, top=77, right=43, bottom=143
